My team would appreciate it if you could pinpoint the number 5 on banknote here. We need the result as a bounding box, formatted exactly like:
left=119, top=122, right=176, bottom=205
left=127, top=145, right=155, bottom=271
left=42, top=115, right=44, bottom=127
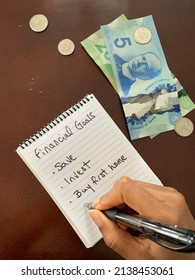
left=114, top=37, right=131, bottom=48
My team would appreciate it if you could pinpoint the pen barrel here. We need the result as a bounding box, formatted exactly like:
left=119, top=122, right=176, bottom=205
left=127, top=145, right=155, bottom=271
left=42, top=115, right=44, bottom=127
left=140, top=218, right=195, bottom=246
left=114, top=213, right=195, bottom=246
left=103, top=209, right=143, bottom=229
left=115, top=213, right=143, bottom=229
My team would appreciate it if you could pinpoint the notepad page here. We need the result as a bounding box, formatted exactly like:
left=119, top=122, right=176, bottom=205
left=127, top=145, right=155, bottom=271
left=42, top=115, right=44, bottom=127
left=16, top=94, right=162, bottom=247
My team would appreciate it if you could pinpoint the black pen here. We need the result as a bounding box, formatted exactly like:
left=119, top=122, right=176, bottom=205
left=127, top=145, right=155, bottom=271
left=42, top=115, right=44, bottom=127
left=84, top=203, right=195, bottom=253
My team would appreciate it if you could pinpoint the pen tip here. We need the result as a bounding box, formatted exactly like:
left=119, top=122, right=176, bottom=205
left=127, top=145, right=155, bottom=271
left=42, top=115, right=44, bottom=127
left=84, top=202, right=94, bottom=210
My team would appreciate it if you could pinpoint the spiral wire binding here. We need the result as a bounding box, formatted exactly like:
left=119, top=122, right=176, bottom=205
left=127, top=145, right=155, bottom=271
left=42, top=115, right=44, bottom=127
left=19, top=94, right=94, bottom=149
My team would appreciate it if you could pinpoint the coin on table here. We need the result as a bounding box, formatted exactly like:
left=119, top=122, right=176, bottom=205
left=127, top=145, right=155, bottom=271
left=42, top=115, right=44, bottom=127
left=58, top=39, right=75, bottom=55
left=174, top=117, right=194, bottom=137
left=29, top=14, right=48, bottom=32
left=133, top=27, right=152, bottom=44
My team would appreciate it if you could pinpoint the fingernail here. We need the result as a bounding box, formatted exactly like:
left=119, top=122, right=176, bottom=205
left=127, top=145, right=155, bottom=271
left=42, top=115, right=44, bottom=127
left=89, top=210, right=103, bottom=227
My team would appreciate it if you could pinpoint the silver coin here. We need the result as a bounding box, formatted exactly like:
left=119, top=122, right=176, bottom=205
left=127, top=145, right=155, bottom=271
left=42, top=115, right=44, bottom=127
left=29, top=14, right=48, bottom=32
left=58, top=39, right=75, bottom=55
left=133, top=27, right=152, bottom=44
left=174, top=117, right=194, bottom=137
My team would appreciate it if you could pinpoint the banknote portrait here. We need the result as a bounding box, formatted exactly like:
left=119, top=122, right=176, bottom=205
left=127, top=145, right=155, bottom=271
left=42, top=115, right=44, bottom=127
left=115, top=52, right=162, bottom=97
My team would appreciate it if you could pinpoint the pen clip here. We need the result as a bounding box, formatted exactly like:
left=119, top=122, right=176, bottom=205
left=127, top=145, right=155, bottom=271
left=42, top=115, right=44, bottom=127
left=143, top=231, right=195, bottom=253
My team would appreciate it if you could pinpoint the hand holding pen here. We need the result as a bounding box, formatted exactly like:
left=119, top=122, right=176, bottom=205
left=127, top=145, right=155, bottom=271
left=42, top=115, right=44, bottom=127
left=86, top=177, right=195, bottom=260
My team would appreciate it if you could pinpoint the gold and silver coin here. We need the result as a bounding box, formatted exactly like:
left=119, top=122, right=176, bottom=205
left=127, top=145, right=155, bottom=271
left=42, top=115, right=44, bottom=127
left=58, top=39, right=75, bottom=55
left=174, top=117, right=194, bottom=137
left=133, top=27, right=152, bottom=44
left=29, top=14, right=48, bottom=32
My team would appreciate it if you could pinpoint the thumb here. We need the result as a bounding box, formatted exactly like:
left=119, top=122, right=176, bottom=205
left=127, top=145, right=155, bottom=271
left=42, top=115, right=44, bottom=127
left=89, top=209, right=137, bottom=259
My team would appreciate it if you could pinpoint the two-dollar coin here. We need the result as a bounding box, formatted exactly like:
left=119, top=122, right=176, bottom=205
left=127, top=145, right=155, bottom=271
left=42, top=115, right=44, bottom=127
left=174, top=117, right=194, bottom=137
left=58, top=39, right=75, bottom=55
left=133, top=27, right=152, bottom=44
left=29, top=14, right=48, bottom=32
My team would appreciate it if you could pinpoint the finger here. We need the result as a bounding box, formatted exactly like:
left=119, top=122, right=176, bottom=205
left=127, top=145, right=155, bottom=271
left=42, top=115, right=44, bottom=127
left=89, top=209, right=146, bottom=259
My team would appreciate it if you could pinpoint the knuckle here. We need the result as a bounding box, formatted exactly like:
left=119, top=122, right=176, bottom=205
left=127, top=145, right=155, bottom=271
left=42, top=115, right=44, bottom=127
left=115, top=176, right=132, bottom=198
left=173, top=191, right=185, bottom=206
left=119, top=176, right=132, bottom=185
left=117, top=176, right=133, bottom=192
left=163, top=192, right=186, bottom=225
left=165, top=186, right=186, bottom=204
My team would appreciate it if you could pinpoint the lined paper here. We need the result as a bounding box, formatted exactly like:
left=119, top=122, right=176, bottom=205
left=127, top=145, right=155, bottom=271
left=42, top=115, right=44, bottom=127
left=16, top=94, right=162, bottom=247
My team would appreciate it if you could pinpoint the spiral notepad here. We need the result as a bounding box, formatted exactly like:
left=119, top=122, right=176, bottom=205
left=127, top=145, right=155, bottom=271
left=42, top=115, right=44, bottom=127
left=16, top=94, right=162, bottom=248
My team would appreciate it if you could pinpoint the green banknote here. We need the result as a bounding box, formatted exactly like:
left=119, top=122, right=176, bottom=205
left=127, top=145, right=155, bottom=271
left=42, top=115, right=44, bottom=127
left=81, top=15, right=195, bottom=138
left=81, top=14, right=127, bottom=91
left=173, top=76, right=195, bottom=116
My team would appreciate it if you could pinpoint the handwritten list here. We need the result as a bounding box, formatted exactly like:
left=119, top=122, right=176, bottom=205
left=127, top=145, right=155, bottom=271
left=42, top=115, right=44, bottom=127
left=16, top=94, right=162, bottom=247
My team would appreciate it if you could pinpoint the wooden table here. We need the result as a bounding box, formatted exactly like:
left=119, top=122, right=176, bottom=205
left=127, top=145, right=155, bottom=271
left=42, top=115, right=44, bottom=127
left=0, top=0, right=195, bottom=259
